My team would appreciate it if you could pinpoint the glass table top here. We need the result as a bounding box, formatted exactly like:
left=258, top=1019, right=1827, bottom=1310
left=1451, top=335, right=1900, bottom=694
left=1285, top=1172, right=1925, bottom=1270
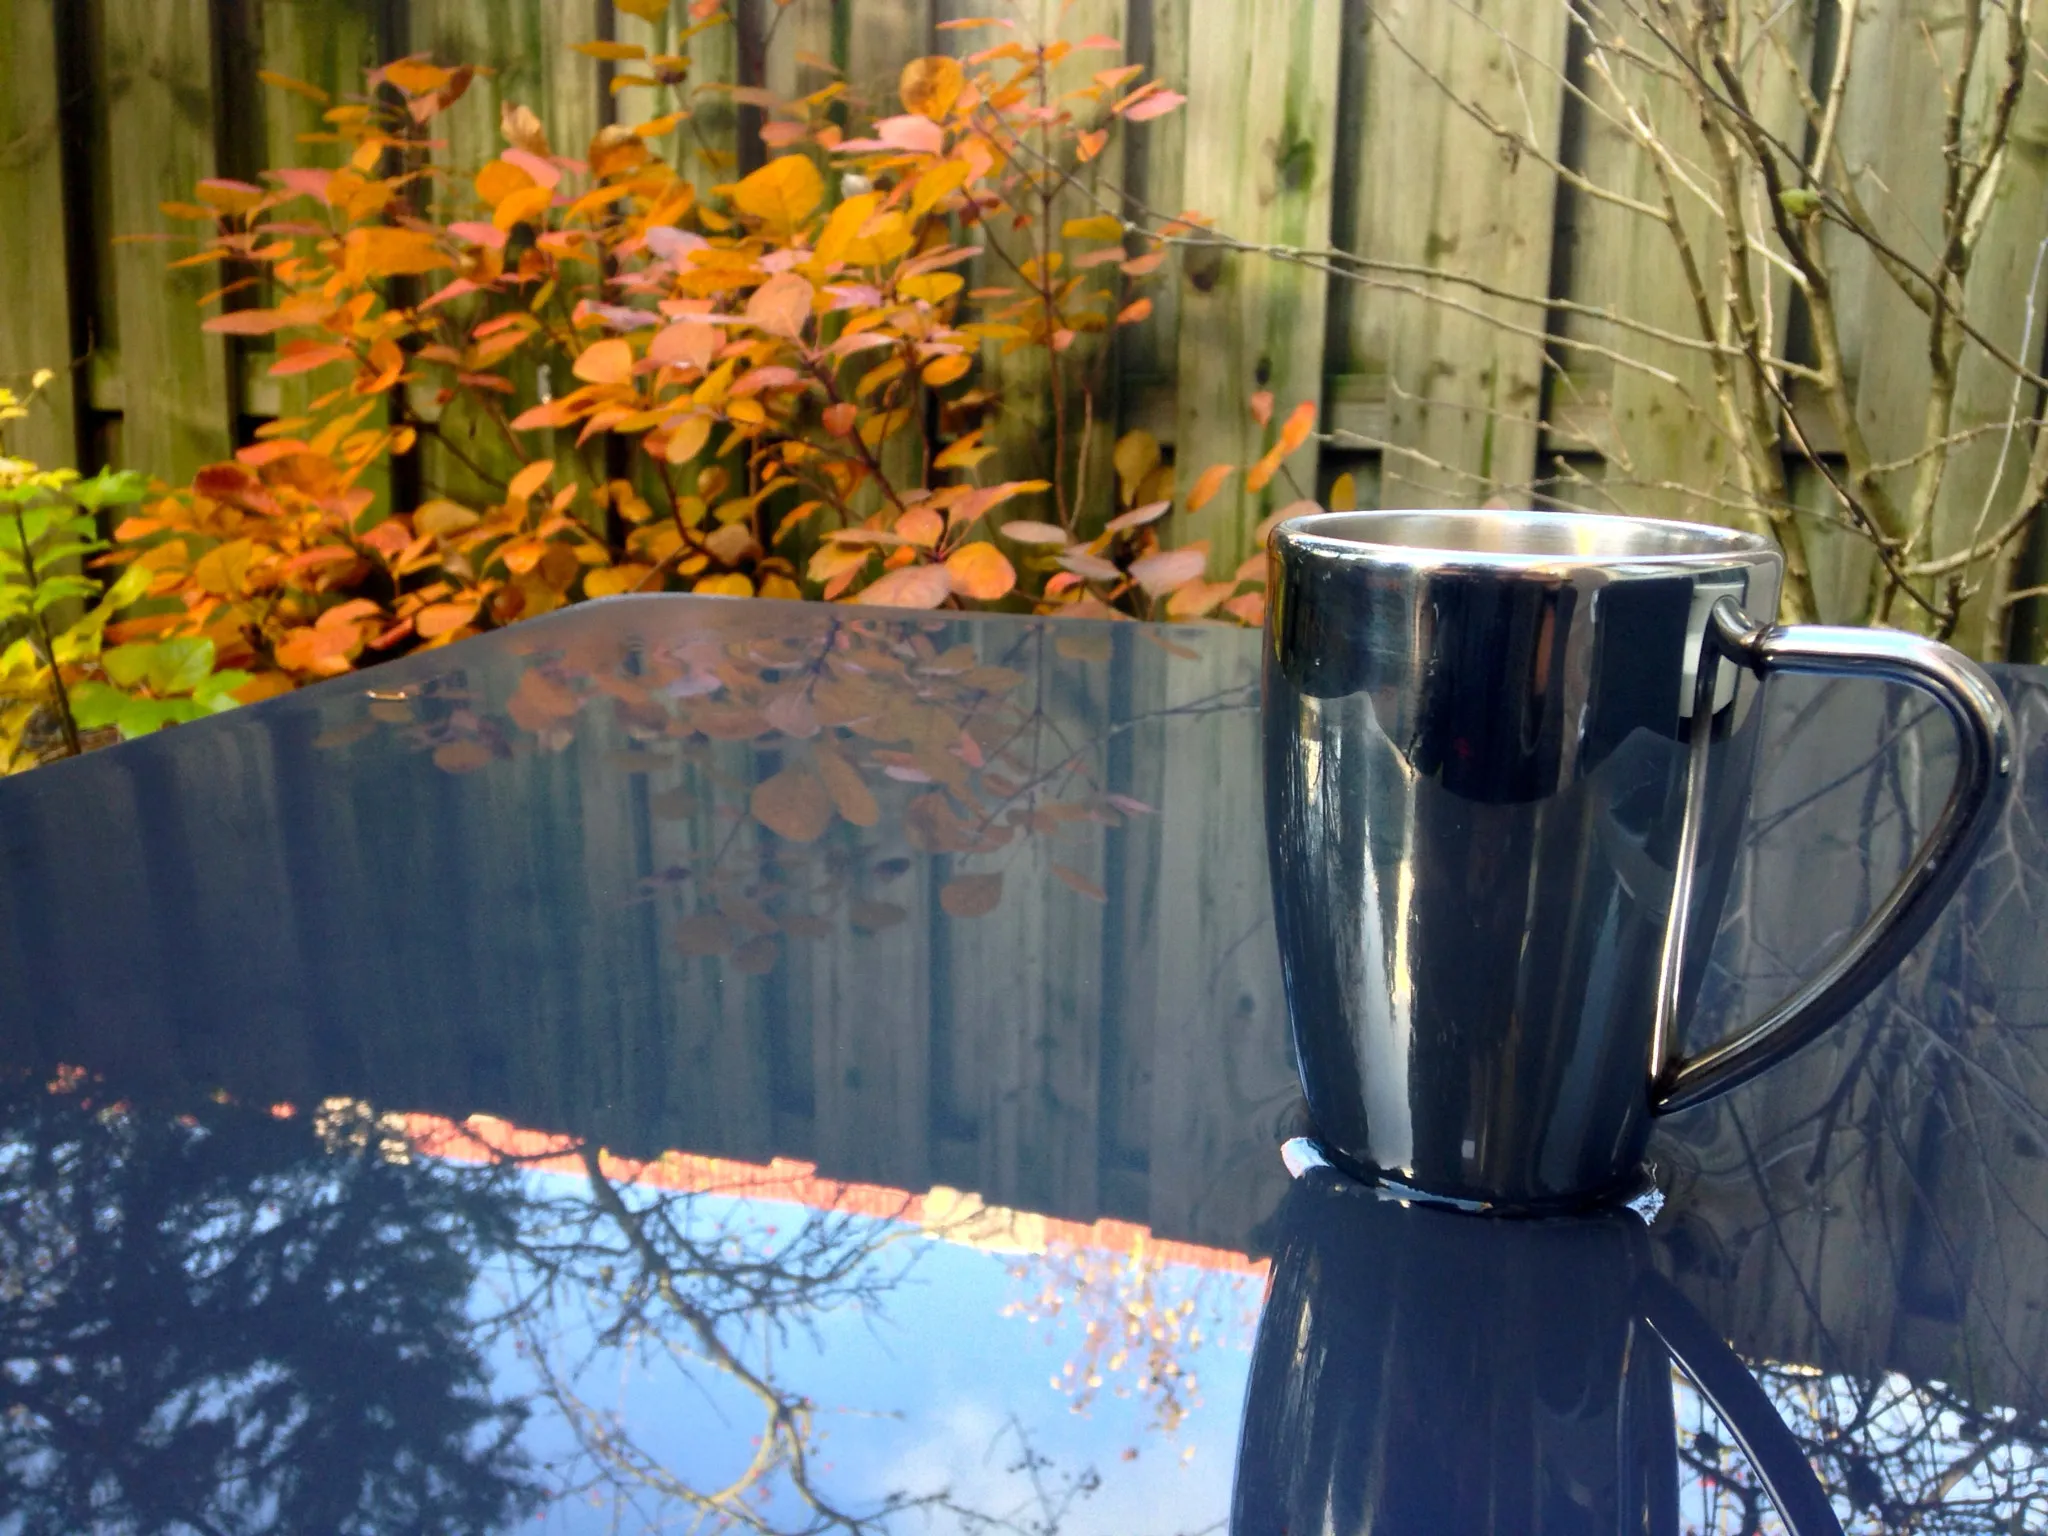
left=1, top=593, right=2045, bottom=1533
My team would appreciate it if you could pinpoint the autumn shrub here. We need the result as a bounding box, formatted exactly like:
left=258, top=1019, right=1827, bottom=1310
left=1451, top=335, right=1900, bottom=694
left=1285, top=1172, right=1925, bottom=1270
left=106, top=3, right=1310, bottom=703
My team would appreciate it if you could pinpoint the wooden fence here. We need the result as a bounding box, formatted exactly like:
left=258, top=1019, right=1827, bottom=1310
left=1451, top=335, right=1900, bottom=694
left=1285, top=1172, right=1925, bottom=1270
left=4, top=0, right=2048, bottom=634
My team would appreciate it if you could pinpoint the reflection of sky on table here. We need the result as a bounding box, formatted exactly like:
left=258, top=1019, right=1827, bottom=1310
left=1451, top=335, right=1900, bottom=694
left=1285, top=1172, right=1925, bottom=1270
left=484, top=1176, right=1251, bottom=1535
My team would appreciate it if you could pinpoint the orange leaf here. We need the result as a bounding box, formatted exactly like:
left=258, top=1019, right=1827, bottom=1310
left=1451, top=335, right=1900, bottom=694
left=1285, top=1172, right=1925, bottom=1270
left=1115, top=296, right=1153, bottom=326
left=1186, top=463, right=1234, bottom=512
left=1166, top=578, right=1236, bottom=618
left=944, top=541, right=1016, bottom=601
left=415, top=598, right=481, bottom=638
left=342, top=226, right=447, bottom=282
left=1076, top=129, right=1109, bottom=162
left=751, top=764, right=834, bottom=842
left=920, top=352, right=971, bottom=387
left=745, top=272, right=814, bottom=339
left=814, top=744, right=879, bottom=828
left=573, top=337, right=636, bottom=387
left=939, top=873, right=1003, bottom=919
left=508, top=459, right=556, bottom=503
left=1051, top=863, right=1108, bottom=903
left=823, top=401, right=856, bottom=437
left=1277, top=400, right=1317, bottom=457
left=383, top=58, right=453, bottom=96
left=476, top=158, right=536, bottom=208
left=1245, top=447, right=1285, bottom=494
left=433, top=739, right=494, bottom=773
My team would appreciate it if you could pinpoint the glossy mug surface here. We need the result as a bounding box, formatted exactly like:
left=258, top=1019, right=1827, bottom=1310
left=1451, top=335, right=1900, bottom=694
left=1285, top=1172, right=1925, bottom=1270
left=1263, top=510, right=2011, bottom=1211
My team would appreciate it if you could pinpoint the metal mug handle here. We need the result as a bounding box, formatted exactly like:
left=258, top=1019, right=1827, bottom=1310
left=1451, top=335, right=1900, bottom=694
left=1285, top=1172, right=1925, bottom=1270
left=1649, top=598, right=2013, bottom=1114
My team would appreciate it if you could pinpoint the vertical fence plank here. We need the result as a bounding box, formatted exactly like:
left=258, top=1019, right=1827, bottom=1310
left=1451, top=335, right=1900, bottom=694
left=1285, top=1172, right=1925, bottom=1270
left=1336, top=0, right=1568, bottom=508
left=1167, top=0, right=1342, bottom=575
left=0, top=0, right=78, bottom=471
left=97, top=0, right=233, bottom=482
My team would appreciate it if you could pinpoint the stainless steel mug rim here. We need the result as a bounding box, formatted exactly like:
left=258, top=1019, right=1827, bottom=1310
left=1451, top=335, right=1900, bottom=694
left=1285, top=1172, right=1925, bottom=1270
left=1274, top=508, right=1776, bottom=576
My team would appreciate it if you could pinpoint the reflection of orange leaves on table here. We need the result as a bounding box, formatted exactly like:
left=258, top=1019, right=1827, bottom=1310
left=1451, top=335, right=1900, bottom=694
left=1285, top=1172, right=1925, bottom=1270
left=749, top=764, right=833, bottom=843
left=939, top=873, right=1003, bottom=919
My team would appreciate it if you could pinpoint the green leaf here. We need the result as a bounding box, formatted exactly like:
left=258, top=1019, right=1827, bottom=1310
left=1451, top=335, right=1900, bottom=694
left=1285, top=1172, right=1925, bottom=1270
left=116, top=696, right=206, bottom=738
left=31, top=576, right=100, bottom=612
left=147, top=635, right=215, bottom=695
left=192, top=669, right=251, bottom=711
left=99, top=562, right=153, bottom=612
left=68, top=680, right=127, bottom=730
left=101, top=642, right=156, bottom=689
left=68, top=469, right=152, bottom=512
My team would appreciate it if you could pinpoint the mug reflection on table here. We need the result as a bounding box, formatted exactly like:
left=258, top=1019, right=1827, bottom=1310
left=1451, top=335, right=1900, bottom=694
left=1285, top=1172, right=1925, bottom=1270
left=1229, top=1164, right=1843, bottom=1536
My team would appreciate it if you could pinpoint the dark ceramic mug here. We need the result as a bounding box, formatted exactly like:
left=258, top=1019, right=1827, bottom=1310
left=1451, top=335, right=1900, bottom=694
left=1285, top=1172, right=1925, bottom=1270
left=1264, top=510, right=2010, bottom=1210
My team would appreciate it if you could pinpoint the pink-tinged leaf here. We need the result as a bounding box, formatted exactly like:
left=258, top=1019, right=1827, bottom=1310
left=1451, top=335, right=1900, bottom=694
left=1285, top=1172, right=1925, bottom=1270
left=273, top=167, right=333, bottom=201
left=448, top=220, right=508, bottom=249
left=269, top=342, right=353, bottom=377
left=649, top=319, right=716, bottom=372
left=1058, top=551, right=1121, bottom=582
left=1128, top=546, right=1207, bottom=595
left=1254, top=499, right=1322, bottom=549
left=999, top=520, right=1069, bottom=546
left=854, top=563, right=952, bottom=609
left=204, top=309, right=294, bottom=336
left=876, top=114, right=946, bottom=154
left=1121, top=90, right=1186, bottom=122
left=1249, top=390, right=1275, bottom=427
left=501, top=147, right=562, bottom=187
left=1106, top=793, right=1155, bottom=817
left=1077, top=33, right=1121, bottom=50
left=745, top=272, right=814, bottom=339
left=828, top=330, right=895, bottom=359
left=421, top=278, right=480, bottom=310
left=729, top=364, right=803, bottom=397
left=1104, top=500, right=1170, bottom=533
left=644, top=225, right=708, bottom=262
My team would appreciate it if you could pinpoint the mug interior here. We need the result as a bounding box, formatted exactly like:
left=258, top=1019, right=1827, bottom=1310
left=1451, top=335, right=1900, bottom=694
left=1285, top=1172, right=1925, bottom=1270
left=1281, top=509, right=1772, bottom=566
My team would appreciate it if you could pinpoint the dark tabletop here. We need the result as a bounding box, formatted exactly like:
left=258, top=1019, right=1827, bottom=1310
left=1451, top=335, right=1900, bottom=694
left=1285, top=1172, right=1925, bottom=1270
left=2, top=594, right=2046, bottom=1534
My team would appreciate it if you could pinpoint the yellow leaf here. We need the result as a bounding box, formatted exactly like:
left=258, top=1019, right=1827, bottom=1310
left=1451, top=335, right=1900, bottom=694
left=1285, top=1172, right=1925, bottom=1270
left=1187, top=462, right=1234, bottom=512
left=573, top=337, right=636, bottom=387
left=731, top=154, right=823, bottom=238
left=909, top=159, right=971, bottom=221
left=258, top=69, right=329, bottom=103
left=508, top=459, right=555, bottom=503
left=657, top=414, right=714, bottom=464
left=493, top=183, right=554, bottom=231
left=900, top=272, right=964, bottom=305
left=752, top=764, right=834, bottom=842
left=814, top=191, right=882, bottom=268
left=695, top=572, right=754, bottom=597
left=415, top=499, right=479, bottom=537
left=614, top=0, right=671, bottom=18
left=1113, top=430, right=1160, bottom=506
left=920, top=353, right=971, bottom=387
left=573, top=41, right=648, bottom=60
left=944, top=541, right=1015, bottom=601
left=900, top=55, right=964, bottom=120
left=582, top=565, right=652, bottom=598
left=1328, top=471, right=1357, bottom=512
left=417, top=598, right=482, bottom=639
left=1061, top=214, right=1124, bottom=242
